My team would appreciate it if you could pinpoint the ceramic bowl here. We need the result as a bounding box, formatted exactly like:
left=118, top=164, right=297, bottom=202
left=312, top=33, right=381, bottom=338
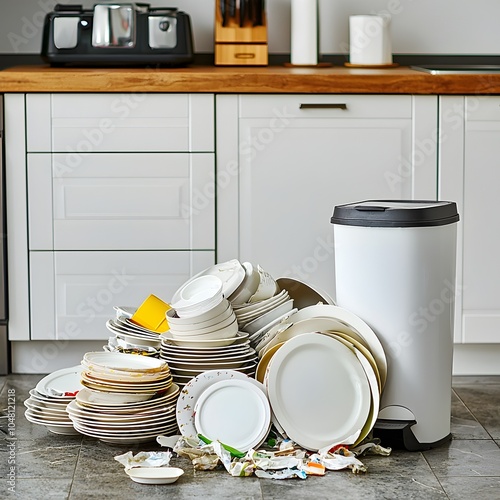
left=166, top=299, right=232, bottom=328
left=227, top=262, right=261, bottom=305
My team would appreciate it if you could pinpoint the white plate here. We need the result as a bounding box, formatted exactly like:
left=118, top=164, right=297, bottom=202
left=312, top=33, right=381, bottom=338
left=75, top=384, right=178, bottom=407
left=162, top=331, right=248, bottom=348
left=276, top=277, right=335, bottom=308
left=194, top=378, right=271, bottom=452
left=248, top=308, right=298, bottom=346
left=266, top=333, right=371, bottom=451
left=160, top=338, right=250, bottom=352
left=126, top=467, right=184, bottom=485
left=114, top=305, right=136, bottom=319
left=243, top=300, right=295, bottom=334
left=284, top=305, right=387, bottom=387
left=83, top=351, right=168, bottom=373
left=73, top=422, right=178, bottom=443
left=35, top=366, right=84, bottom=398
left=171, top=259, right=245, bottom=304
left=176, top=369, right=266, bottom=439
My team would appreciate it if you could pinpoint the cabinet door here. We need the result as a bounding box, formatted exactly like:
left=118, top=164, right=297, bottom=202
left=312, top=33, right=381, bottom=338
left=30, top=250, right=215, bottom=340
left=27, top=93, right=214, bottom=153
left=440, top=96, right=500, bottom=343
left=28, top=153, right=215, bottom=251
left=222, top=95, right=437, bottom=296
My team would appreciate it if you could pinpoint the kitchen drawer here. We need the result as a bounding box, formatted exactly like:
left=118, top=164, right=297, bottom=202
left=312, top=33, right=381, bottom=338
left=465, top=96, right=500, bottom=121
left=28, top=152, right=215, bottom=251
left=26, top=93, right=214, bottom=152
left=238, top=94, right=412, bottom=119
left=30, top=250, right=215, bottom=340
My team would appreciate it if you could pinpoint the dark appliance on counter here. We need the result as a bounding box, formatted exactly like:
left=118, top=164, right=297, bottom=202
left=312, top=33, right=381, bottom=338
left=0, top=96, right=8, bottom=375
left=41, top=3, right=194, bottom=66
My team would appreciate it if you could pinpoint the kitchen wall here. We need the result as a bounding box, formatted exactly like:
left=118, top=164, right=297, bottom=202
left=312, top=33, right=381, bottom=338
left=1, top=0, right=500, bottom=56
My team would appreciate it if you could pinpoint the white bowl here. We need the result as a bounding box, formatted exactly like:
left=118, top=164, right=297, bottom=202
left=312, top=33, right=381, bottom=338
left=126, top=467, right=184, bottom=485
left=166, top=300, right=232, bottom=331
left=169, top=312, right=237, bottom=337
left=167, top=298, right=230, bottom=326
left=227, top=262, right=261, bottom=305
left=248, top=265, right=279, bottom=303
left=170, top=317, right=238, bottom=341
left=172, top=275, right=224, bottom=318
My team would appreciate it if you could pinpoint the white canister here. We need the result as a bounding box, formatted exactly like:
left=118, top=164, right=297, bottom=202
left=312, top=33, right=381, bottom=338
left=291, top=0, right=318, bottom=66
left=349, top=15, right=392, bottom=65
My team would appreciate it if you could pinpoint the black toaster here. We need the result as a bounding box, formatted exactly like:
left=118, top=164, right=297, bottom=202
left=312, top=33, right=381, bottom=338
left=41, top=3, right=194, bottom=66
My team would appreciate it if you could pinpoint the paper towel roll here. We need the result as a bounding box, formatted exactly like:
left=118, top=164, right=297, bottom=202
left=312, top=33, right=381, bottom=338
left=349, top=15, right=392, bottom=66
left=291, top=0, right=318, bottom=66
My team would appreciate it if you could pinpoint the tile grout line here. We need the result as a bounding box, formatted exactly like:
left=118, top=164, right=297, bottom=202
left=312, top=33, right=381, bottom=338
left=66, top=435, right=84, bottom=500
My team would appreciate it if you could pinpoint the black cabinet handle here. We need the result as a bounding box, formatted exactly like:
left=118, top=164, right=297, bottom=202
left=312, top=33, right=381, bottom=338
left=299, top=103, right=348, bottom=110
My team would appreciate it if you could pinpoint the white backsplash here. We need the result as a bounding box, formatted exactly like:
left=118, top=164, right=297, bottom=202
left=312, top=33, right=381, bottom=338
left=1, top=0, right=500, bottom=55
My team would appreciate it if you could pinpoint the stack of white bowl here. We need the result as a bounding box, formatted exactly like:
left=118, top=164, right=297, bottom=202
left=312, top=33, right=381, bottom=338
left=166, top=275, right=238, bottom=343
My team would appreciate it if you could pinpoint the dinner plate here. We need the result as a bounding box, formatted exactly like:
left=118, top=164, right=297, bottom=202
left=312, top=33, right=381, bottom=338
left=35, top=365, right=84, bottom=398
left=255, top=342, right=285, bottom=384
left=322, top=331, right=382, bottom=392
left=162, top=331, right=248, bottom=348
left=266, top=333, right=371, bottom=451
left=83, top=351, right=168, bottom=373
left=176, top=369, right=266, bottom=439
left=248, top=308, right=298, bottom=346
left=76, top=383, right=179, bottom=413
left=160, top=338, right=250, bottom=352
left=171, top=259, right=246, bottom=304
left=72, top=422, right=178, bottom=443
left=161, top=345, right=254, bottom=359
left=194, top=378, right=271, bottom=452
left=284, top=305, right=388, bottom=387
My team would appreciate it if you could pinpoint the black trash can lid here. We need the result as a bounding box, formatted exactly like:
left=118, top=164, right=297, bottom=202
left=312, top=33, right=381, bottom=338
left=331, top=200, right=460, bottom=227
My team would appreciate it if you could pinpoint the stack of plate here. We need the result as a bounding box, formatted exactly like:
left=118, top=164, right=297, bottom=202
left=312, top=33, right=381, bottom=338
left=80, top=351, right=173, bottom=396
left=105, top=315, right=162, bottom=356
left=262, top=332, right=381, bottom=450
left=67, top=352, right=178, bottom=443
left=160, top=333, right=258, bottom=387
left=66, top=384, right=180, bottom=444
left=252, top=304, right=389, bottom=450
left=23, top=366, right=84, bottom=435
left=176, top=369, right=271, bottom=452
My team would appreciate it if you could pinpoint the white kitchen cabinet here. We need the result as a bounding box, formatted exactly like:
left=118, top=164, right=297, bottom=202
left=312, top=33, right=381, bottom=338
left=7, top=93, right=215, bottom=342
left=439, top=96, right=500, bottom=344
left=217, top=95, right=438, bottom=296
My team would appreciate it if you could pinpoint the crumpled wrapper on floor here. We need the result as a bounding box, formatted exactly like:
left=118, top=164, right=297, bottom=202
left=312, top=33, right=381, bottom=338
left=114, top=450, right=172, bottom=470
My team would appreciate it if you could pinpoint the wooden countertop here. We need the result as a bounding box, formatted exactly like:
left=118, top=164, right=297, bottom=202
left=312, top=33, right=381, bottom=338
left=2, top=64, right=500, bottom=94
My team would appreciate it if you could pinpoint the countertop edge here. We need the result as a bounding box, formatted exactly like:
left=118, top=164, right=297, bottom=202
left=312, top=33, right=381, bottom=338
left=2, top=65, right=500, bottom=94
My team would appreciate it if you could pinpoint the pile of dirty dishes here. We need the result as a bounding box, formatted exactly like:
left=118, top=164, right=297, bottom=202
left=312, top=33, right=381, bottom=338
left=176, top=369, right=271, bottom=452
left=23, top=366, right=83, bottom=435
left=104, top=295, right=172, bottom=356
left=160, top=333, right=257, bottom=387
left=252, top=304, right=388, bottom=450
left=67, top=352, right=179, bottom=444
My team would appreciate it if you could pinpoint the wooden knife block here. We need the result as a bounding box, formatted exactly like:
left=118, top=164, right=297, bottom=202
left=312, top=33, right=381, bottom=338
left=214, top=3, right=268, bottom=66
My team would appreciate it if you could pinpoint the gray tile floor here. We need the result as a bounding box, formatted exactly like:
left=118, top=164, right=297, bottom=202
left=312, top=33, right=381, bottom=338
left=1, top=374, right=500, bottom=499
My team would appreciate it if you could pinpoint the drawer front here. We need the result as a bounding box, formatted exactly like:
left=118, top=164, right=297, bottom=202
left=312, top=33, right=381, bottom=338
left=26, top=93, right=214, bottom=152
left=466, top=96, right=500, bottom=121
left=238, top=94, right=412, bottom=119
left=28, top=153, right=215, bottom=251
left=30, top=250, right=215, bottom=340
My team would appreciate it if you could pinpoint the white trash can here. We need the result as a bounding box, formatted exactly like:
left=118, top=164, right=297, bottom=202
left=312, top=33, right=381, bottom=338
left=331, top=200, right=459, bottom=450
